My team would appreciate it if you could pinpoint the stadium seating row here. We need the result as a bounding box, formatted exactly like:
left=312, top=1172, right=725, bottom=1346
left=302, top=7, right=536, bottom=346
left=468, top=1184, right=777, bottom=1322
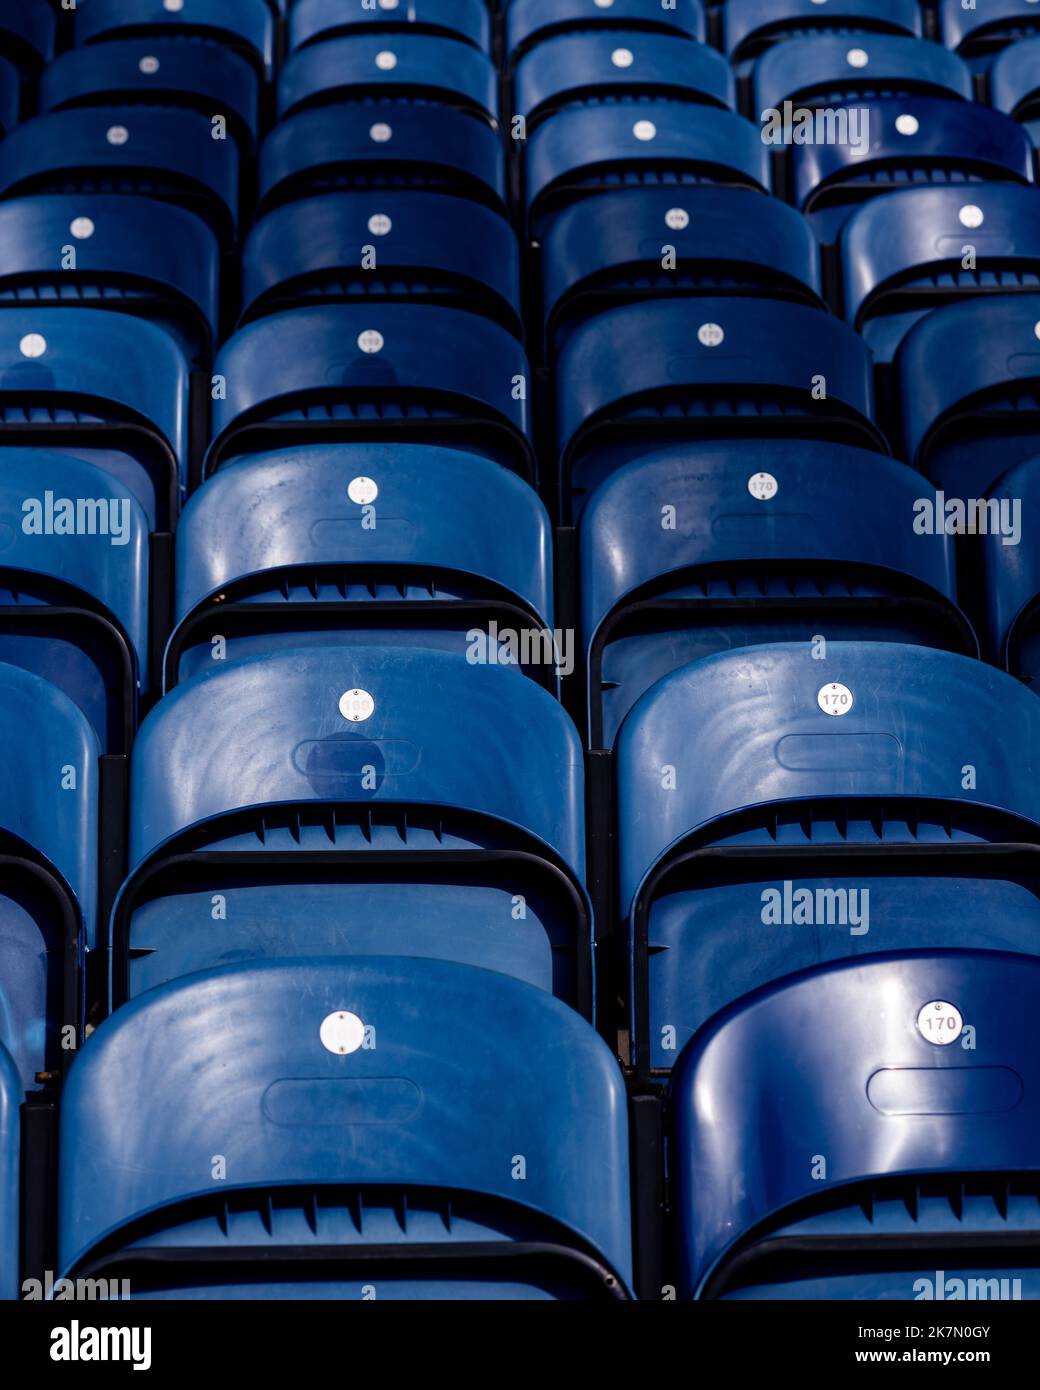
left=3, top=281, right=1040, bottom=754
left=7, top=636, right=1040, bottom=1296
left=2, top=10, right=1040, bottom=240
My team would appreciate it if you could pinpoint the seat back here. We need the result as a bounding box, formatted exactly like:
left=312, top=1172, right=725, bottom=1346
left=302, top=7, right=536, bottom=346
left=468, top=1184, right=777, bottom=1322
left=617, top=642, right=1040, bottom=1071
left=990, top=34, right=1040, bottom=130
left=672, top=951, right=1040, bottom=1297
left=980, top=453, right=1040, bottom=676
left=842, top=182, right=1040, bottom=363
left=0, top=663, right=97, bottom=1094
left=240, top=190, right=520, bottom=334
left=60, top=959, right=633, bottom=1298
left=0, top=5, right=55, bottom=82
left=290, top=0, right=492, bottom=54
left=130, top=647, right=584, bottom=871
left=753, top=32, right=972, bottom=115
left=167, top=444, right=552, bottom=690
left=793, top=95, right=1035, bottom=241
left=207, top=304, right=534, bottom=483
left=39, top=38, right=261, bottom=157
left=581, top=441, right=972, bottom=749
left=0, top=106, right=240, bottom=249
left=0, top=448, right=149, bottom=749
left=556, top=297, right=884, bottom=521
left=940, top=0, right=1040, bottom=62
left=524, top=102, right=771, bottom=240
left=514, top=31, right=735, bottom=134
left=539, top=185, right=824, bottom=355
left=258, top=101, right=508, bottom=217
left=276, top=34, right=499, bottom=124
left=618, top=641, right=1040, bottom=909
left=898, top=294, right=1040, bottom=498
left=507, top=0, right=705, bottom=62
left=0, top=193, right=220, bottom=366
left=72, top=0, right=275, bottom=80
left=115, top=647, right=589, bottom=1007
left=0, top=307, right=188, bottom=527
left=725, top=0, right=922, bottom=67
left=0, top=660, right=99, bottom=933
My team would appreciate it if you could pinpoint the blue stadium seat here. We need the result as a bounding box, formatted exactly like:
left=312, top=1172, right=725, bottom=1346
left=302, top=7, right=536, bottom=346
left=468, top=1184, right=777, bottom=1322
left=0, top=194, right=220, bottom=366
left=581, top=441, right=973, bottom=750
left=673, top=951, right=1040, bottom=1298
left=538, top=186, right=824, bottom=355
left=556, top=297, right=884, bottom=521
left=240, top=190, right=521, bottom=334
left=277, top=34, right=499, bottom=125
left=290, top=0, right=491, bottom=52
left=258, top=101, right=507, bottom=216
left=0, top=4, right=55, bottom=81
left=207, top=304, right=534, bottom=483
left=793, top=99, right=1035, bottom=244
left=72, top=0, right=275, bottom=82
left=111, top=648, right=590, bottom=1010
left=0, top=57, right=19, bottom=138
left=939, top=0, right=1040, bottom=64
left=525, top=102, right=771, bottom=240
left=506, top=0, right=706, bottom=61
left=39, top=38, right=261, bottom=158
left=898, top=294, right=1040, bottom=498
left=166, top=443, right=553, bottom=690
left=617, top=642, right=1040, bottom=1074
left=990, top=34, right=1040, bottom=150
left=0, top=1044, right=18, bottom=1301
left=0, top=107, right=240, bottom=249
left=980, top=454, right=1040, bottom=677
left=0, top=449, right=149, bottom=752
left=724, top=0, right=922, bottom=67
left=753, top=32, right=973, bottom=115
left=59, top=959, right=631, bottom=1298
left=0, top=307, right=188, bottom=528
left=841, top=184, right=1040, bottom=363
left=0, top=663, right=97, bottom=1094
left=514, top=32, right=735, bottom=133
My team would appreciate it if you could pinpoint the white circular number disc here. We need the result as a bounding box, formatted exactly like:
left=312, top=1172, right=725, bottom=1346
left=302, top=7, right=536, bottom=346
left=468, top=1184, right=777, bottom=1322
left=339, top=688, right=375, bottom=722
left=320, top=1011, right=365, bottom=1055
left=348, top=476, right=378, bottom=505
left=916, top=1000, right=963, bottom=1046
left=818, top=682, right=854, bottom=716
left=748, top=471, right=778, bottom=501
